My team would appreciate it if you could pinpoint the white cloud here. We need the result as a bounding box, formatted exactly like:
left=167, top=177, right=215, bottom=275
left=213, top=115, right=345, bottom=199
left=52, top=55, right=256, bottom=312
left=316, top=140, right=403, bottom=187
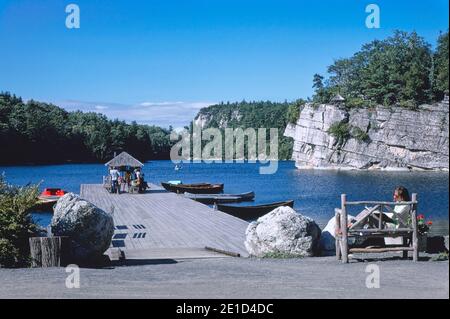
left=55, top=99, right=215, bottom=128
left=139, top=101, right=184, bottom=107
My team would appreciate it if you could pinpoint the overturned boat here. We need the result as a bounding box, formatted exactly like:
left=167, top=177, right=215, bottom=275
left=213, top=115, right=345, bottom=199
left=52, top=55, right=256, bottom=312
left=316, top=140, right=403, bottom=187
left=217, top=200, right=294, bottom=220
left=184, top=191, right=255, bottom=204
left=161, top=182, right=224, bottom=194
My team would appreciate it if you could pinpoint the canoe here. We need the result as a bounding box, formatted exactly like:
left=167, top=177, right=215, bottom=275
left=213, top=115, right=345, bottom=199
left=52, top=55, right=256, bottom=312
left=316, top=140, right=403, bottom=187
left=217, top=200, right=294, bottom=220
left=184, top=191, right=255, bottom=204
left=161, top=182, right=224, bottom=194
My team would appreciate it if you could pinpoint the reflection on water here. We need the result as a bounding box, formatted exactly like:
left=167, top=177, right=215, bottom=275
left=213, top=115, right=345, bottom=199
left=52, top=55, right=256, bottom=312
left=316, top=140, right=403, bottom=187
left=2, top=161, right=448, bottom=235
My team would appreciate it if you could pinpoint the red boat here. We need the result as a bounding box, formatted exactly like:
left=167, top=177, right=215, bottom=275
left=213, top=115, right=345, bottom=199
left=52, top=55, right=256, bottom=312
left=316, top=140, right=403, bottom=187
left=40, top=188, right=67, bottom=198
left=34, top=188, right=67, bottom=211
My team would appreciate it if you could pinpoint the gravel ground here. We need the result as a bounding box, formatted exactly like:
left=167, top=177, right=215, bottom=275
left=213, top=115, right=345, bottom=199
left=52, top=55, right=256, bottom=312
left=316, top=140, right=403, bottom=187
left=0, top=255, right=448, bottom=299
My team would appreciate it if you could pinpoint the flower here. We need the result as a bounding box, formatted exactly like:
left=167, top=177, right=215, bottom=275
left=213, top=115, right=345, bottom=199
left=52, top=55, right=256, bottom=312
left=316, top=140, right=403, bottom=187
left=417, top=214, right=432, bottom=234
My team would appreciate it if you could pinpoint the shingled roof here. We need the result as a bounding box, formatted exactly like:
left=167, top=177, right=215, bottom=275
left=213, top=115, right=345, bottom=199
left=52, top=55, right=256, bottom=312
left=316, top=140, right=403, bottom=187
left=331, top=94, right=346, bottom=103
left=105, top=152, right=144, bottom=168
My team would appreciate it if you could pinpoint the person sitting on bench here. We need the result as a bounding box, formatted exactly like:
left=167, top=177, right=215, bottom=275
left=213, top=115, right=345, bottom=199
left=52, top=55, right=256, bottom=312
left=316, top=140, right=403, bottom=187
left=384, top=186, right=411, bottom=245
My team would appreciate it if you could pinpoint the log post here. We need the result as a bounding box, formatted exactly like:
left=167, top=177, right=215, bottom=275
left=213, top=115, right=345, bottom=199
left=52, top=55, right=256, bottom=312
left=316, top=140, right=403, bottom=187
left=411, top=193, right=419, bottom=262
left=41, top=237, right=61, bottom=267
left=378, top=205, right=383, bottom=230
left=29, top=236, right=71, bottom=267
left=335, top=209, right=341, bottom=260
left=340, top=194, right=349, bottom=263
left=29, top=237, right=43, bottom=268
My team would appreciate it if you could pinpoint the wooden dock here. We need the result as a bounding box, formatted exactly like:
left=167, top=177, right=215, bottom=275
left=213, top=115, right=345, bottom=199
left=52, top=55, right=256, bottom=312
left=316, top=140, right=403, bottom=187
left=80, top=184, right=250, bottom=259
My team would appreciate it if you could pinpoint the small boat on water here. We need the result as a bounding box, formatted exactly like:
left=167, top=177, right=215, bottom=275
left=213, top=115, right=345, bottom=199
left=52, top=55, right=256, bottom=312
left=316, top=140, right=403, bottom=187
left=34, top=188, right=67, bottom=211
left=217, top=200, right=294, bottom=220
left=161, top=182, right=224, bottom=194
left=184, top=191, right=255, bottom=204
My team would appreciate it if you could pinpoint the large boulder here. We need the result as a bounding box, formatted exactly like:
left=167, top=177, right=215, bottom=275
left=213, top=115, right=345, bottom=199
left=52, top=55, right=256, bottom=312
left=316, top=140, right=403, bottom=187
left=244, top=206, right=321, bottom=257
left=51, top=193, right=114, bottom=261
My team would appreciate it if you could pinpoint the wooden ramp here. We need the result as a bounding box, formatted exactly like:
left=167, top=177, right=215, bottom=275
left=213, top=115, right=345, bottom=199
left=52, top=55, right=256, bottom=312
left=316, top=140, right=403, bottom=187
left=80, top=184, right=249, bottom=259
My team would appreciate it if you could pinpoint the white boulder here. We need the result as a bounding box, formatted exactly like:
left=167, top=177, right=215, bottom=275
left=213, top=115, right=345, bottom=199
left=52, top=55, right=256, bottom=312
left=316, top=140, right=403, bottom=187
left=245, top=206, right=321, bottom=257
left=51, top=193, right=114, bottom=261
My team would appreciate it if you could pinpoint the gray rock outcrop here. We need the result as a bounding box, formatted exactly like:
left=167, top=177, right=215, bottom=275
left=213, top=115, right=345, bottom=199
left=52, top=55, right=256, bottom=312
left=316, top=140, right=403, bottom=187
left=244, top=206, right=321, bottom=257
left=51, top=193, right=114, bottom=260
left=284, top=99, right=449, bottom=170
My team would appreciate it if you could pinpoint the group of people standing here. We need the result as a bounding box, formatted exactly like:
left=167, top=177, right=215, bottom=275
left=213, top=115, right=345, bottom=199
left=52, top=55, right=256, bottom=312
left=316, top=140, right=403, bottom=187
left=109, top=167, right=147, bottom=194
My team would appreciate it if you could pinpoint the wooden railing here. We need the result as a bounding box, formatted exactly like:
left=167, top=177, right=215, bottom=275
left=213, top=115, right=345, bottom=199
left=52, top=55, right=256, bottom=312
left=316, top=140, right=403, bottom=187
left=335, top=193, right=419, bottom=263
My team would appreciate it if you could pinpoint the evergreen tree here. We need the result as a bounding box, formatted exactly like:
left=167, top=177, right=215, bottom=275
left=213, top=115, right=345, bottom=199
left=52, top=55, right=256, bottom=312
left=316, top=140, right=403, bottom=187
left=434, top=31, right=449, bottom=98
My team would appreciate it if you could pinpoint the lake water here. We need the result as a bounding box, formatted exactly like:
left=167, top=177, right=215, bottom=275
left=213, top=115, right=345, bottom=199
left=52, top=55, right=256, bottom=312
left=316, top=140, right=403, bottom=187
left=1, top=160, right=448, bottom=235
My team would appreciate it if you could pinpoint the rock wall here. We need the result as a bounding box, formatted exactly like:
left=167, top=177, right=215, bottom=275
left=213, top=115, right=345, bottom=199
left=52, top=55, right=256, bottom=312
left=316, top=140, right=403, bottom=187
left=284, top=98, right=449, bottom=170
left=194, top=110, right=242, bottom=129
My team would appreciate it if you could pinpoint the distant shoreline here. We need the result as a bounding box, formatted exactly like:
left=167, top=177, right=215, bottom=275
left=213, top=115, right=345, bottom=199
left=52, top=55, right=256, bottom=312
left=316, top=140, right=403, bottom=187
left=294, top=165, right=450, bottom=173
left=0, top=159, right=296, bottom=167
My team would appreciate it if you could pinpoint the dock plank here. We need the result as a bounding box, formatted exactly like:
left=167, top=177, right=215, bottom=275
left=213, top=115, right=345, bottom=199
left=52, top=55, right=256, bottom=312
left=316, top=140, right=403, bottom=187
left=80, top=184, right=249, bottom=257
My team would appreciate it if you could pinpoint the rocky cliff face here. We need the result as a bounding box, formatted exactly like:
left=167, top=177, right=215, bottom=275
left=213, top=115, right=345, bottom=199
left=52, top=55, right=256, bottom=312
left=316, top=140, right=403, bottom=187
left=194, top=110, right=242, bottom=129
left=284, top=98, right=449, bottom=170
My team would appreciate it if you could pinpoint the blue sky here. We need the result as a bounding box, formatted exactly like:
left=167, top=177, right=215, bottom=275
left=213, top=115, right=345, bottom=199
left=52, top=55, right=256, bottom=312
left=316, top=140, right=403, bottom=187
left=0, top=0, right=448, bottom=127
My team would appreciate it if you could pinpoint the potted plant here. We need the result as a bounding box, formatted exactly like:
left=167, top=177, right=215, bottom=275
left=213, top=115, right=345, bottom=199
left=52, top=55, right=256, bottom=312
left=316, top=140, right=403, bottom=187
left=417, top=214, right=432, bottom=252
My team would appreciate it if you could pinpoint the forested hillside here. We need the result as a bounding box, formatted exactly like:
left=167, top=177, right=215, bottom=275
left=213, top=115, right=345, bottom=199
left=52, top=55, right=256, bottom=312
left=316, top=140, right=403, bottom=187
left=0, top=93, right=173, bottom=164
left=194, top=100, right=304, bottom=160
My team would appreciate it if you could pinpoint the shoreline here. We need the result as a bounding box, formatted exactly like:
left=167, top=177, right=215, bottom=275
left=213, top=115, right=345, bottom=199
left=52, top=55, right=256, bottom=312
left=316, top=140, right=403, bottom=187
left=3, top=159, right=449, bottom=173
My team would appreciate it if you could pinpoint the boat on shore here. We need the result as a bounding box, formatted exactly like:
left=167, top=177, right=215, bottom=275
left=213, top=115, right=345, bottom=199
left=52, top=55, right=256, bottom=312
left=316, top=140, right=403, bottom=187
left=161, top=182, right=224, bottom=194
left=33, top=188, right=67, bottom=211
left=184, top=191, right=255, bottom=204
left=217, top=200, right=294, bottom=220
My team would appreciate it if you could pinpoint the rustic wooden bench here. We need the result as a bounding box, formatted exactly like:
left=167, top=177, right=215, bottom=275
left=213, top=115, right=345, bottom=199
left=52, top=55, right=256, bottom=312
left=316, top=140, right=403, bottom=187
left=335, top=193, right=419, bottom=263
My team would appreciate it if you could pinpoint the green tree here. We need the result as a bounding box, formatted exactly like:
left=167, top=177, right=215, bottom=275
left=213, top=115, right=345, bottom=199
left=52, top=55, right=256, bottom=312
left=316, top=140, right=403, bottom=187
left=434, top=31, right=449, bottom=98
left=314, top=31, right=436, bottom=108
left=312, top=74, right=324, bottom=90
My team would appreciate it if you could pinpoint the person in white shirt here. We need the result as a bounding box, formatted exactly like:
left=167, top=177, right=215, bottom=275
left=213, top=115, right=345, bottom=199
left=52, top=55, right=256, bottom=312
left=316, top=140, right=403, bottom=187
left=385, top=186, right=411, bottom=245
left=386, top=186, right=411, bottom=227
left=109, top=167, right=120, bottom=194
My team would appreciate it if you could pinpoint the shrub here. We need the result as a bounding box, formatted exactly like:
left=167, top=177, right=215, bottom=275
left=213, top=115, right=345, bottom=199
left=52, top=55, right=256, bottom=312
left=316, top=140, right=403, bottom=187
left=351, top=126, right=371, bottom=143
left=432, top=252, right=449, bottom=261
left=328, top=122, right=351, bottom=147
left=397, top=99, right=418, bottom=110
left=345, top=97, right=366, bottom=109
left=0, top=238, right=19, bottom=268
left=0, top=175, right=40, bottom=267
left=287, top=101, right=302, bottom=123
